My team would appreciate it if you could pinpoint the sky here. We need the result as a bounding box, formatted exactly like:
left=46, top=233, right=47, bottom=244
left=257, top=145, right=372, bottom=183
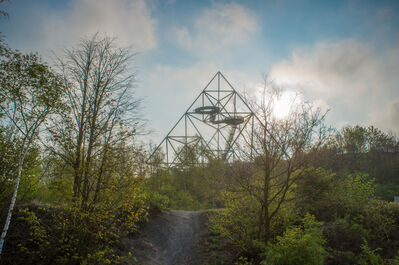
left=1, top=0, right=399, bottom=144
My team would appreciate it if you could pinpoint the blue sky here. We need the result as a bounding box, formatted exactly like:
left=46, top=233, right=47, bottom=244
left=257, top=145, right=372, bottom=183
left=1, top=0, right=399, bottom=143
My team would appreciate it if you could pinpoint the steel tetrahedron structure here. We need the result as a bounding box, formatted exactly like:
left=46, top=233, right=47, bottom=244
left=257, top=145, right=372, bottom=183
left=148, top=71, right=256, bottom=167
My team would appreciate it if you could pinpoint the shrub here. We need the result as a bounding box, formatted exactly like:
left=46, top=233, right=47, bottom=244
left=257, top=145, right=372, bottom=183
left=323, top=215, right=368, bottom=254
left=363, top=200, right=399, bottom=258
left=358, top=240, right=384, bottom=265
left=146, top=191, right=170, bottom=210
left=261, top=213, right=326, bottom=265
left=1, top=206, right=123, bottom=265
left=209, top=191, right=261, bottom=253
left=1, top=180, right=148, bottom=265
left=340, top=173, right=376, bottom=209
left=294, top=167, right=338, bottom=221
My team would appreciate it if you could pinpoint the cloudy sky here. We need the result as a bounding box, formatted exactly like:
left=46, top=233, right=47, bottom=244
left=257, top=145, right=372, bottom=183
left=1, top=0, right=399, bottom=143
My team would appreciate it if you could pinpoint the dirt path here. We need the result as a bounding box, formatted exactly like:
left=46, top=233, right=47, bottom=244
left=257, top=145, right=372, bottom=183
left=122, top=210, right=204, bottom=265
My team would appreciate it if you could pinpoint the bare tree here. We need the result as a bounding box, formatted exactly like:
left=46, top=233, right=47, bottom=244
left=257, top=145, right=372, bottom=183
left=0, top=52, right=63, bottom=256
left=47, top=34, right=144, bottom=209
left=228, top=78, right=329, bottom=243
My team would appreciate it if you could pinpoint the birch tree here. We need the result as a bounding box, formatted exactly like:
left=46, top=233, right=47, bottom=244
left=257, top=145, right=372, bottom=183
left=0, top=51, right=63, bottom=255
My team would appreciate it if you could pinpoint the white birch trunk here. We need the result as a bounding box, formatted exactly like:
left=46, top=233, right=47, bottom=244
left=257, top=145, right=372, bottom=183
left=0, top=151, right=26, bottom=256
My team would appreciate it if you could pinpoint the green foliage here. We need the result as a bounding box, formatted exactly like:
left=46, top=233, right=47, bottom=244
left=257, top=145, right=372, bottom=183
left=1, top=191, right=148, bottom=265
left=0, top=127, right=42, bottom=215
left=44, top=35, right=143, bottom=212
left=0, top=52, right=64, bottom=112
left=234, top=256, right=255, bottom=265
left=1, top=171, right=148, bottom=265
left=170, top=190, right=205, bottom=210
left=145, top=160, right=227, bottom=210
left=0, top=36, right=151, bottom=264
left=295, top=168, right=335, bottom=202
left=364, top=201, right=399, bottom=257
left=294, top=167, right=336, bottom=219
left=295, top=169, right=379, bottom=221
left=376, top=183, right=399, bottom=201
left=321, top=200, right=399, bottom=264
left=50, top=206, right=122, bottom=265
left=293, top=166, right=399, bottom=264
left=341, top=173, right=376, bottom=208
left=16, top=208, right=50, bottom=260
left=190, top=215, right=241, bottom=265
left=81, top=247, right=117, bottom=265
left=261, top=214, right=326, bottom=265
left=210, top=192, right=260, bottom=252
left=358, top=240, right=384, bottom=265
left=324, top=216, right=368, bottom=254
left=145, top=191, right=170, bottom=210
left=341, top=125, right=368, bottom=154
left=314, top=125, right=399, bottom=191
left=0, top=46, right=65, bottom=258
left=45, top=173, right=74, bottom=203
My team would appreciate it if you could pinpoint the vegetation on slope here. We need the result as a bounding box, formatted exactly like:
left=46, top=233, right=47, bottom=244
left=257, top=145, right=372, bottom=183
left=1, top=30, right=399, bottom=265
left=0, top=34, right=149, bottom=264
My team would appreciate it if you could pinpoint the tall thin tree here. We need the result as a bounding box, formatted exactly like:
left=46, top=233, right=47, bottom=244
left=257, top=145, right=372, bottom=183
left=46, top=34, right=144, bottom=209
left=0, top=51, right=64, bottom=256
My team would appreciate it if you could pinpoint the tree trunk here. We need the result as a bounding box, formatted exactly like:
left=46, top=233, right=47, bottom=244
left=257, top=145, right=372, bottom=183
left=92, top=145, right=109, bottom=206
left=0, top=149, right=26, bottom=256
left=73, top=146, right=83, bottom=199
left=264, top=213, right=271, bottom=242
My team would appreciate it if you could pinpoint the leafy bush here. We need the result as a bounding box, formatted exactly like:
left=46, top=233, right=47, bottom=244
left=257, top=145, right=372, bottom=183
left=363, top=200, right=399, bottom=258
left=358, top=240, right=384, bottom=265
left=146, top=191, right=170, bottom=210
left=324, top=216, right=368, bottom=254
left=145, top=161, right=227, bottom=211
left=234, top=256, right=255, bottom=265
left=261, top=214, right=326, bottom=265
left=210, top=191, right=261, bottom=253
left=340, top=173, right=376, bottom=209
left=1, top=174, right=148, bottom=265
left=210, top=188, right=298, bottom=257
left=376, top=183, right=399, bottom=202
left=1, top=201, right=148, bottom=265
left=294, top=167, right=338, bottom=221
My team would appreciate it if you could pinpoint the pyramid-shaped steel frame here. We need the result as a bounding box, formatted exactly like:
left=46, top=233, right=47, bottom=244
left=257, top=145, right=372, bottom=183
left=148, top=72, right=256, bottom=167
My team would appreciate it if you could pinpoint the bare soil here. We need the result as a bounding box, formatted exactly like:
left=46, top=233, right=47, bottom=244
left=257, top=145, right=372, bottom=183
left=122, top=210, right=205, bottom=265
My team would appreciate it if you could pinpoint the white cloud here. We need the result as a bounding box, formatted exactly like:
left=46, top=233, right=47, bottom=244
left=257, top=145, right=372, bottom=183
left=269, top=39, right=399, bottom=133
left=7, top=0, right=157, bottom=57
left=172, top=2, right=258, bottom=53
left=270, top=40, right=384, bottom=102
left=370, top=98, right=399, bottom=134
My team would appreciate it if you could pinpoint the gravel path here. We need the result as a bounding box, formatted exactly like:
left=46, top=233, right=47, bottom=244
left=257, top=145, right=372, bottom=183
left=122, top=210, right=203, bottom=265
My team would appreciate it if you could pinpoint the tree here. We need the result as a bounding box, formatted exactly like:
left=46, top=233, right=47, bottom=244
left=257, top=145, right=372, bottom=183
left=214, top=79, right=329, bottom=248
left=47, top=34, right=144, bottom=210
left=0, top=126, right=42, bottom=212
left=341, top=125, right=368, bottom=154
left=247, top=83, right=328, bottom=241
left=313, top=125, right=399, bottom=188
left=0, top=51, right=64, bottom=255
